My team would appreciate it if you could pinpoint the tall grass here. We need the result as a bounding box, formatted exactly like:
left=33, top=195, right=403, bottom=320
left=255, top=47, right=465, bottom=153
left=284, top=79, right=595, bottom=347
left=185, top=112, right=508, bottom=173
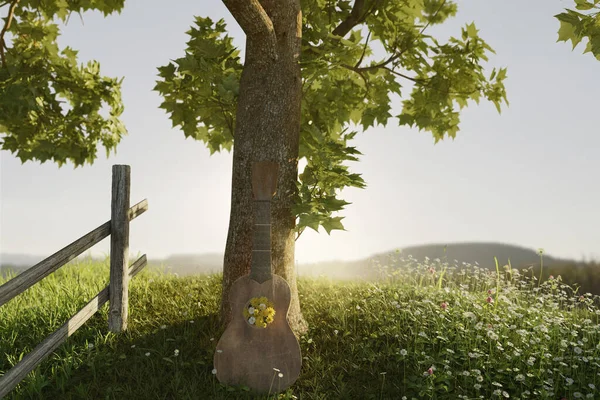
left=0, top=253, right=599, bottom=399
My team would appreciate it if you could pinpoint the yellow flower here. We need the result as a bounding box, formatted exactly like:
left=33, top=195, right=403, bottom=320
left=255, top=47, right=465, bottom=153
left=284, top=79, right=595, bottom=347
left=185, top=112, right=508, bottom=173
left=243, top=297, right=276, bottom=327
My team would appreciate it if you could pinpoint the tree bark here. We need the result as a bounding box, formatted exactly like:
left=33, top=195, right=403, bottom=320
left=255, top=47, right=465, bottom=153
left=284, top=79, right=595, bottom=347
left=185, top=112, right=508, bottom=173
left=220, top=0, right=308, bottom=336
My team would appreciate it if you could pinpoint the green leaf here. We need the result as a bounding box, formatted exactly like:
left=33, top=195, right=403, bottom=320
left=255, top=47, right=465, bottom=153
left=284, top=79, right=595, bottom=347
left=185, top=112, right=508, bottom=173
left=157, top=63, right=177, bottom=78
left=465, top=22, right=479, bottom=39
left=575, top=0, right=595, bottom=10
left=321, top=217, right=346, bottom=234
left=557, top=20, right=577, bottom=43
left=322, top=196, right=351, bottom=212
left=298, top=214, right=322, bottom=233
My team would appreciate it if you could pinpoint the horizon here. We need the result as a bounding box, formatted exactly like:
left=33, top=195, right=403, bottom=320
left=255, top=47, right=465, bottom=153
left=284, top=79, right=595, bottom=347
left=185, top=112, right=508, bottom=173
left=1, top=240, right=595, bottom=270
left=2, top=0, right=599, bottom=264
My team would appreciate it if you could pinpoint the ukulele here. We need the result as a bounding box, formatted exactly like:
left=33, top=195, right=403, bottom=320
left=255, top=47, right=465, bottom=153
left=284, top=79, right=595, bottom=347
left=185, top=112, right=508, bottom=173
left=214, top=161, right=302, bottom=394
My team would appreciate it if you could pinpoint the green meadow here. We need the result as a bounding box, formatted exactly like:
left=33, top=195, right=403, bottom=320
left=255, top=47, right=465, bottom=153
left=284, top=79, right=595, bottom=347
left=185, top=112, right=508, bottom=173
left=1, top=254, right=599, bottom=399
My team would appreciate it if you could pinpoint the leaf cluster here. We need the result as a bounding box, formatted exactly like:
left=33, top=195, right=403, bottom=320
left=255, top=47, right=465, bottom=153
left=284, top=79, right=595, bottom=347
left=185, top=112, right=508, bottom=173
left=153, top=16, right=241, bottom=154
left=297, top=0, right=507, bottom=232
left=0, top=1, right=510, bottom=237
left=0, top=0, right=126, bottom=166
left=555, top=0, right=600, bottom=60
left=154, top=1, right=508, bottom=236
left=293, top=128, right=365, bottom=237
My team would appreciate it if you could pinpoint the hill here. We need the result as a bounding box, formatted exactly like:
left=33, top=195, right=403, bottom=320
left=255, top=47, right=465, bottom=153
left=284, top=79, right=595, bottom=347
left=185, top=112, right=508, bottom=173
left=297, top=242, right=581, bottom=280
left=1, top=242, right=584, bottom=280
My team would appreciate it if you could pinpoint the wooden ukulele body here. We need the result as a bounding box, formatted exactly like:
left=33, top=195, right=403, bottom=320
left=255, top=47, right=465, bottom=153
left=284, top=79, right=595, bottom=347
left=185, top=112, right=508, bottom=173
left=214, top=274, right=301, bottom=393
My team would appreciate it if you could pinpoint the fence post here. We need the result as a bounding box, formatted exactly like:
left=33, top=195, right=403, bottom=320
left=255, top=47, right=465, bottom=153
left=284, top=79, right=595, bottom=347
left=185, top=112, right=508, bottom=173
left=109, top=165, right=131, bottom=333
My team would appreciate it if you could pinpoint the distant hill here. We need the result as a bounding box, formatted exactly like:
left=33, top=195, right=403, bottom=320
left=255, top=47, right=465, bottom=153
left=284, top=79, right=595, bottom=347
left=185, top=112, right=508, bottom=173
left=0, top=243, right=586, bottom=281
left=371, top=242, right=576, bottom=269
left=298, top=242, right=580, bottom=279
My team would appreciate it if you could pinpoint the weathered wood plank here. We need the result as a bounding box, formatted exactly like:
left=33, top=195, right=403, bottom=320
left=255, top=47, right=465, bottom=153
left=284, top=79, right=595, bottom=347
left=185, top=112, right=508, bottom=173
left=108, top=165, right=131, bottom=333
left=0, top=254, right=147, bottom=398
left=0, top=199, right=148, bottom=309
left=128, top=199, right=148, bottom=221
left=127, top=254, right=148, bottom=279
left=0, top=222, right=110, bottom=309
left=0, top=286, right=109, bottom=399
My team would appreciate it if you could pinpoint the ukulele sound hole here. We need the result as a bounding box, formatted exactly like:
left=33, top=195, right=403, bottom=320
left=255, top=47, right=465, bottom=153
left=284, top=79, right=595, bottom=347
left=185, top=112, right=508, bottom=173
left=243, top=296, right=276, bottom=328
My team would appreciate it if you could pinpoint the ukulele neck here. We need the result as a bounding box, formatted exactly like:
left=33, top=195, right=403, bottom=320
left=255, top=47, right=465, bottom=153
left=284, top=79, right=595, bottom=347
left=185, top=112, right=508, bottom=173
left=249, top=200, right=272, bottom=283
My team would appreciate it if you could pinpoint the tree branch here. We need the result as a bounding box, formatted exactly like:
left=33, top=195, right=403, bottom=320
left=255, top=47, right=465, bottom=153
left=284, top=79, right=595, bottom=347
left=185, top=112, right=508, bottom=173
left=332, top=0, right=384, bottom=38
left=341, top=62, right=425, bottom=85
left=418, top=0, right=447, bottom=37
left=222, top=0, right=278, bottom=60
left=332, top=0, right=366, bottom=37
left=339, top=63, right=370, bottom=99
left=359, top=50, right=400, bottom=72
left=333, top=0, right=384, bottom=38
left=0, top=0, right=19, bottom=67
left=381, top=66, right=426, bottom=84
left=354, top=30, right=371, bottom=68
left=215, top=96, right=235, bottom=139
left=344, top=0, right=448, bottom=85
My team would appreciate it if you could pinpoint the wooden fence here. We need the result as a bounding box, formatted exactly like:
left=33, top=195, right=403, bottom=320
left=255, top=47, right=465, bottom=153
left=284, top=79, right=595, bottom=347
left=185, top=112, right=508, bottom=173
left=0, top=165, right=149, bottom=398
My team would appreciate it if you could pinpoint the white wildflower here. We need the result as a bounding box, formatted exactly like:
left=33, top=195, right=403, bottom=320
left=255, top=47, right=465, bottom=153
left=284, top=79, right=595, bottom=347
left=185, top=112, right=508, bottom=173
left=566, top=377, right=574, bottom=385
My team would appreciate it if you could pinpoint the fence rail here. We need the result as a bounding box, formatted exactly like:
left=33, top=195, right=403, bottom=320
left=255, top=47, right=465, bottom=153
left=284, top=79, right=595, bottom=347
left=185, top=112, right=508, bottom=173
left=0, top=199, right=148, bottom=308
left=0, top=165, right=149, bottom=398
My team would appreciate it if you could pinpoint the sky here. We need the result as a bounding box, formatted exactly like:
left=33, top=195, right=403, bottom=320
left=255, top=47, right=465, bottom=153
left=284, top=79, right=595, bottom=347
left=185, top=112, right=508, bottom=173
left=1, top=0, right=599, bottom=265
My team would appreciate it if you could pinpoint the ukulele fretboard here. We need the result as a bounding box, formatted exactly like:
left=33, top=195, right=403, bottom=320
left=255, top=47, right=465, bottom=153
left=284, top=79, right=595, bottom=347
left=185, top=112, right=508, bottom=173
left=250, top=200, right=272, bottom=283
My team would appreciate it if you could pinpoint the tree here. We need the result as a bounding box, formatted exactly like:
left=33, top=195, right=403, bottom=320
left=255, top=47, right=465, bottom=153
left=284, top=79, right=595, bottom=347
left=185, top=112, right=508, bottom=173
left=1, top=0, right=509, bottom=334
left=0, top=0, right=127, bottom=166
left=155, top=0, right=508, bottom=334
left=554, top=0, right=600, bottom=60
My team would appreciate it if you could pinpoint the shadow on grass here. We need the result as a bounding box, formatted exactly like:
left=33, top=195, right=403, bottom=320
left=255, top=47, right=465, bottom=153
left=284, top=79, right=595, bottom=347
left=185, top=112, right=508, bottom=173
left=30, top=314, right=272, bottom=400
left=4, top=273, right=409, bottom=400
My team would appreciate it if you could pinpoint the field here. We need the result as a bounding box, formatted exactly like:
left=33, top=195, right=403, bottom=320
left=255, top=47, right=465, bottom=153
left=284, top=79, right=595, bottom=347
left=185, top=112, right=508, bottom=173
left=1, top=254, right=599, bottom=399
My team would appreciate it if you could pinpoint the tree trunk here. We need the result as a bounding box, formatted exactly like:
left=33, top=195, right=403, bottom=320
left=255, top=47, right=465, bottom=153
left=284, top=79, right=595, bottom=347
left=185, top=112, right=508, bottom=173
left=219, top=0, right=308, bottom=336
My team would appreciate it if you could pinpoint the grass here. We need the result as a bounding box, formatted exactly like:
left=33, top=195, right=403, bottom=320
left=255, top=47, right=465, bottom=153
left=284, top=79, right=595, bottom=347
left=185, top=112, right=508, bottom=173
left=1, top=253, right=599, bottom=399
